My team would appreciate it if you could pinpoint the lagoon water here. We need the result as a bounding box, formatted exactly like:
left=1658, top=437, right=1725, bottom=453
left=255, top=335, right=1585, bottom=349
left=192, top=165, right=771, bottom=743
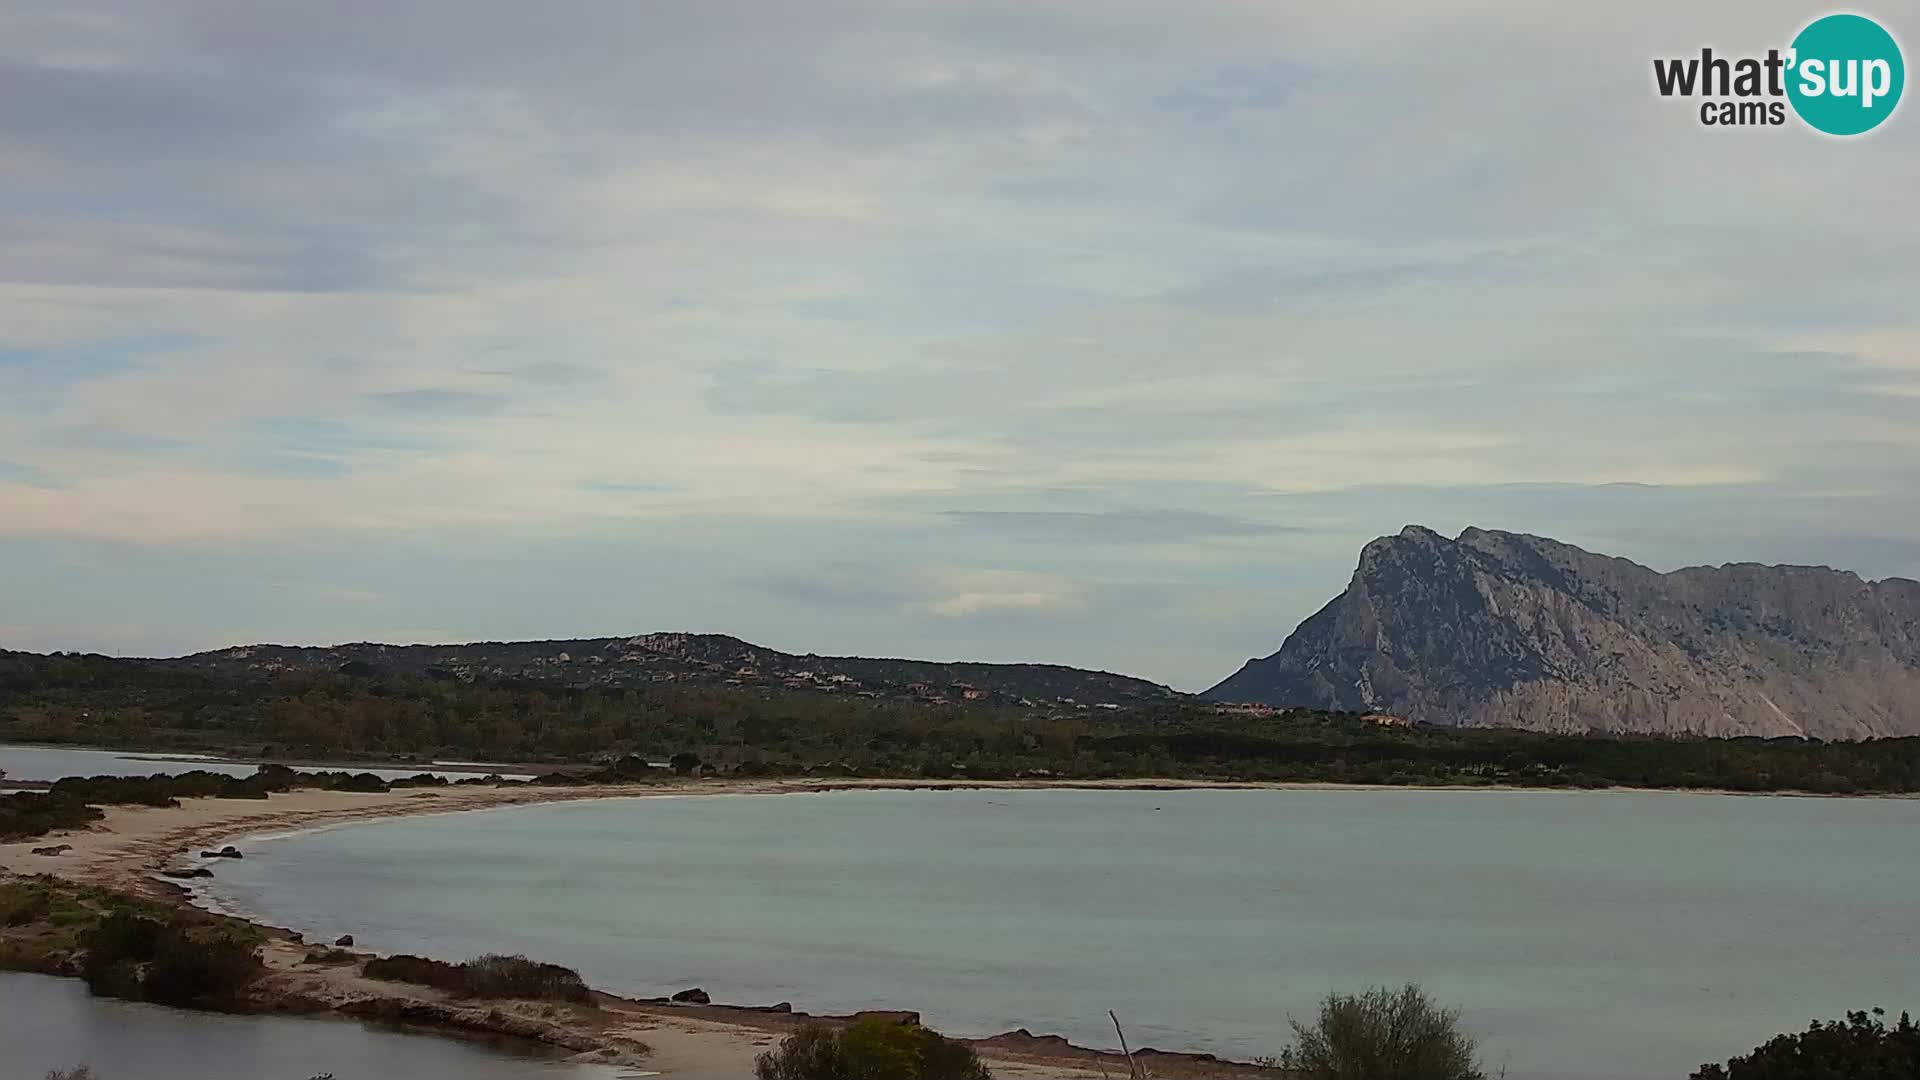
left=0, top=743, right=532, bottom=783
left=206, top=788, right=1920, bottom=1080
left=0, top=972, right=623, bottom=1080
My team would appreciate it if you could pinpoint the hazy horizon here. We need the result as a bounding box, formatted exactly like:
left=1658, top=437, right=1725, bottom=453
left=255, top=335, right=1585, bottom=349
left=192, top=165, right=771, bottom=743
left=3, top=2, right=1916, bottom=690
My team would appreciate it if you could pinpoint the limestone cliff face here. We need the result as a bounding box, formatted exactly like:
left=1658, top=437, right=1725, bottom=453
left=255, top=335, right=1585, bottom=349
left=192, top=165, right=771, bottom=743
left=1205, top=526, right=1920, bottom=738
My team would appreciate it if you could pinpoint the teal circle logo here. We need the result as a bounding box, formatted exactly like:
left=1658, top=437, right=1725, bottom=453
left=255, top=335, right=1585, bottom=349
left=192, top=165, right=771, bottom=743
left=1787, top=14, right=1904, bottom=135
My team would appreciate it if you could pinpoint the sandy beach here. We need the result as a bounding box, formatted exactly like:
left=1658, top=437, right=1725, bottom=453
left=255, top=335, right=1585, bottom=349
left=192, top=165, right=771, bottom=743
left=2, top=779, right=1276, bottom=1080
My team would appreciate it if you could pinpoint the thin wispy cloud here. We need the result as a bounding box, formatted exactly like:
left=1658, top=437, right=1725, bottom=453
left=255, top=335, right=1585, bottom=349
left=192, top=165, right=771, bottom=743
left=0, top=0, right=1914, bottom=687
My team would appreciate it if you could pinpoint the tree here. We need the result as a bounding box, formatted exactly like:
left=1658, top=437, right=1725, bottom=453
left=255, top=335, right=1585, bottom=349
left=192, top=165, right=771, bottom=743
left=755, top=1019, right=992, bottom=1080
left=1691, top=1009, right=1920, bottom=1079
left=669, top=751, right=702, bottom=776
left=1279, top=984, right=1485, bottom=1080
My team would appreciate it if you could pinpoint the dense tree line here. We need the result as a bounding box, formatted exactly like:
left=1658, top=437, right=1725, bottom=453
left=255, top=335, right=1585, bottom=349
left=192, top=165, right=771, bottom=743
left=1691, top=1009, right=1920, bottom=1079
left=4, top=653, right=1920, bottom=794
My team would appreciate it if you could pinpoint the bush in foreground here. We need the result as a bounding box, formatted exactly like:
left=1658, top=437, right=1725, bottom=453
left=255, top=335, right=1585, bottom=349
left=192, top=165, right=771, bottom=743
left=79, top=909, right=263, bottom=1007
left=1280, top=984, right=1485, bottom=1080
left=362, top=952, right=591, bottom=1003
left=755, top=1018, right=991, bottom=1080
left=1691, top=1008, right=1920, bottom=1079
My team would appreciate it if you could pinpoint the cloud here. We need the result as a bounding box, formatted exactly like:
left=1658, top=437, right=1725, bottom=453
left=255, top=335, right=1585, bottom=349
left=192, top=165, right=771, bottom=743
left=0, top=460, right=59, bottom=488
left=370, top=389, right=509, bottom=416
left=927, top=590, right=1067, bottom=617
left=919, top=570, right=1082, bottom=617
left=943, top=509, right=1300, bottom=544
left=0, top=0, right=1915, bottom=688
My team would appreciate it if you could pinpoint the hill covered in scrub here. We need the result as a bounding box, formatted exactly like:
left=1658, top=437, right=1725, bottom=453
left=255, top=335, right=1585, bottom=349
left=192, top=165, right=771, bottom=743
left=167, top=632, right=1177, bottom=709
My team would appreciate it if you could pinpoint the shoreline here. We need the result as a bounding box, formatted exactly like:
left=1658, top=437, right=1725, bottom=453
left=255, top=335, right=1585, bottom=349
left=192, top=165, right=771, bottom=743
left=11, top=738, right=1918, bottom=801
left=1, top=779, right=1290, bottom=1080
left=0, top=742, right=539, bottom=787
left=6, top=773, right=1914, bottom=1078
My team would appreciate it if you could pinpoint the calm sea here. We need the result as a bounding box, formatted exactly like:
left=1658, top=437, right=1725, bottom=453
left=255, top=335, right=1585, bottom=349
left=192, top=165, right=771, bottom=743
left=0, top=971, right=629, bottom=1080
left=203, top=788, right=1920, bottom=1080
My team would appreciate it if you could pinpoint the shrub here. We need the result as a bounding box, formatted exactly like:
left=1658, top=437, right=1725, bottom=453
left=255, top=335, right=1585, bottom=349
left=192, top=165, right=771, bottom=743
left=1691, top=1008, right=1920, bottom=1079
left=755, top=1018, right=992, bottom=1080
left=0, top=793, right=105, bottom=842
left=1279, top=984, right=1485, bottom=1080
left=80, top=910, right=166, bottom=994
left=363, top=952, right=591, bottom=1003
left=79, top=910, right=261, bottom=1005
left=460, top=953, right=592, bottom=1002
left=388, top=773, right=450, bottom=788
left=144, top=931, right=264, bottom=1006
left=2, top=886, right=54, bottom=927
left=597, top=755, right=657, bottom=781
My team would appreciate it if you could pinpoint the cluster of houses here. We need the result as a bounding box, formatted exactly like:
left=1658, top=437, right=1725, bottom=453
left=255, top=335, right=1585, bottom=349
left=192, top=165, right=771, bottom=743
left=1209, top=700, right=1411, bottom=727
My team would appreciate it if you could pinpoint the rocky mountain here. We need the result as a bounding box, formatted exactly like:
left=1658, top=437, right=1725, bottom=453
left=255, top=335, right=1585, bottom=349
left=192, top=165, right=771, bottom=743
left=172, top=632, right=1177, bottom=708
left=1205, top=526, right=1920, bottom=738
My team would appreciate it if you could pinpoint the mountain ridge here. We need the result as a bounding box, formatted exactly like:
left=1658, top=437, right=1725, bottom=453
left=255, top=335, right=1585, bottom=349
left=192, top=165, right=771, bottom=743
left=163, top=632, right=1179, bottom=708
left=1205, top=525, right=1920, bottom=738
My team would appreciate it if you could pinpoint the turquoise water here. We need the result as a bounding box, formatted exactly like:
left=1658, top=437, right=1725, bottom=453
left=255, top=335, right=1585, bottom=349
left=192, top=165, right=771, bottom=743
left=205, top=788, right=1920, bottom=1080
left=0, top=972, right=626, bottom=1080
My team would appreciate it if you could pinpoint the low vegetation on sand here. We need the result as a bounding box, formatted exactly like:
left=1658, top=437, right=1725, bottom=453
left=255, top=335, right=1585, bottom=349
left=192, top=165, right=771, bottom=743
left=756, top=1018, right=993, bottom=1080
left=361, top=952, right=593, bottom=1003
left=1278, top=984, right=1485, bottom=1080
left=1691, top=1008, right=1920, bottom=1079
left=1, top=876, right=265, bottom=1007
left=0, top=763, right=521, bottom=842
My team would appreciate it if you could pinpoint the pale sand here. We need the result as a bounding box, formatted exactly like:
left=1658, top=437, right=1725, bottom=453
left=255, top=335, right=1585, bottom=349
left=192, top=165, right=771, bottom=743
left=0, top=784, right=635, bottom=894
left=0, top=776, right=1310, bottom=893
left=2, top=780, right=1264, bottom=1080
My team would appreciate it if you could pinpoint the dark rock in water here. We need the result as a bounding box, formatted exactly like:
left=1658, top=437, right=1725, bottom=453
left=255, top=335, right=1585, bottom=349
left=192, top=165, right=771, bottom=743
left=199, top=845, right=243, bottom=859
left=334, top=934, right=355, bottom=947
left=670, top=988, right=711, bottom=1005
left=30, top=844, right=71, bottom=856
left=160, top=867, right=214, bottom=879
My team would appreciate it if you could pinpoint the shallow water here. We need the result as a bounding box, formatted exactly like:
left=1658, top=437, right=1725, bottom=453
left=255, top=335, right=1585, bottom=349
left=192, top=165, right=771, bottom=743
left=0, top=971, right=629, bottom=1080
left=0, top=743, right=532, bottom=783
left=205, top=787, right=1920, bottom=1080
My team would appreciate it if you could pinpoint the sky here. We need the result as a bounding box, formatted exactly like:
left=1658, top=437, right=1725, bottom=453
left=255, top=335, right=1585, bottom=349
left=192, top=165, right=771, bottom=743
left=1, top=1, right=1917, bottom=690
